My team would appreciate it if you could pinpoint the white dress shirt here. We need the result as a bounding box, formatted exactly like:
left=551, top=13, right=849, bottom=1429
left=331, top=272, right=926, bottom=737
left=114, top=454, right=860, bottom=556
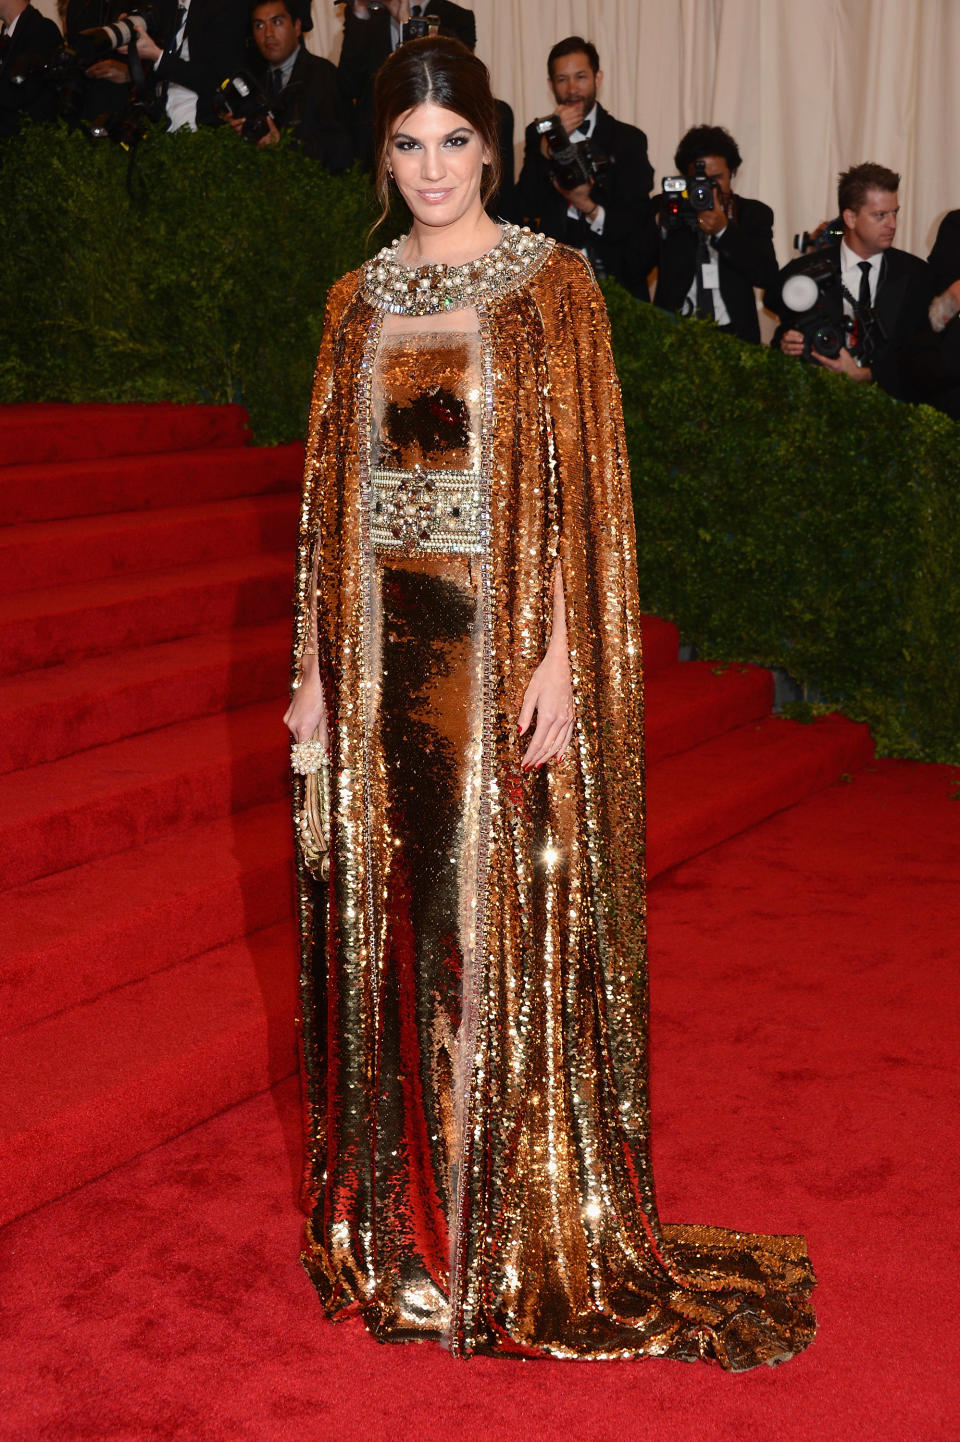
left=681, top=226, right=731, bottom=326
left=165, top=0, right=198, bottom=133
left=840, top=241, right=882, bottom=320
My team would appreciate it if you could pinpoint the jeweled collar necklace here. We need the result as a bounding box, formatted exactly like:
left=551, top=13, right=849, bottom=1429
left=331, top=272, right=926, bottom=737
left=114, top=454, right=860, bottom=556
left=361, top=223, right=554, bottom=316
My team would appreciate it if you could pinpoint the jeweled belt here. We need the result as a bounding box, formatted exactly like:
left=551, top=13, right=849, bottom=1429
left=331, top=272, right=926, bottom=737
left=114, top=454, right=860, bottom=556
left=369, top=465, right=484, bottom=555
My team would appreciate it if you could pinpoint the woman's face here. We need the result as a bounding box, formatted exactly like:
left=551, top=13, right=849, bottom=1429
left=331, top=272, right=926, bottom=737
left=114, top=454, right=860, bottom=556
left=387, top=101, right=490, bottom=230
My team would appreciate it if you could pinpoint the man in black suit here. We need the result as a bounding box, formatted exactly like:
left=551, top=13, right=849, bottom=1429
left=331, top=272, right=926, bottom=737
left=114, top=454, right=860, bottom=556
left=338, top=0, right=475, bottom=166
left=900, top=208, right=960, bottom=419
left=0, top=0, right=61, bottom=137
left=513, top=36, right=656, bottom=300
left=126, top=0, right=248, bottom=129
left=230, top=0, right=352, bottom=170
left=653, top=125, right=777, bottom=343
left=766, top=163, right=933, bottom=399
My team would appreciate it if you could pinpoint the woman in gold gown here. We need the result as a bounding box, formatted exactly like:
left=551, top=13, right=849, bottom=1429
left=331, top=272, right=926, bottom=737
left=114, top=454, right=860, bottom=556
left=284, top=37, right=816, bottom=1368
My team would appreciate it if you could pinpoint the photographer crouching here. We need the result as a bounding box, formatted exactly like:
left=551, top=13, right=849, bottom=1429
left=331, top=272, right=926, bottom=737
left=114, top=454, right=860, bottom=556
left=219, top=0, right=352, bottom=169
left=766, top=163, right=933, bottom=397
left=653, top=125, right=777, bottom=343
left=514, top=35, right=656, bottom=299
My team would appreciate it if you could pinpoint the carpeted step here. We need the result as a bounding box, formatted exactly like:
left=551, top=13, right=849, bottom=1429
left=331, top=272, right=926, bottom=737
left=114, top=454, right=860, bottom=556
left=1, top=801, right=293, bottom=1035
left=0, top=699, right=288, bottom=889
left=0, top=622, right=290, bottom=774
left=646, top=712, right=875, bottom=878
left=0, top=402, right=250, bottom=468
left=645, top=661, right=773, bottom=763
left=0, top=442, right=303, bottom=526
left=0, top=553, right=293, bottom=677
left=638, top=613, right=679, bottom=675
left=0, top=919, right=299, bottom=1228
left=0, top=493, right=299, bottom=597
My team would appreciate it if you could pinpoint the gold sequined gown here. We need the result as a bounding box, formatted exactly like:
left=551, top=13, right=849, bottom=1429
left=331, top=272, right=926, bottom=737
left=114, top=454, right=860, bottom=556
left=292, top=226, right=816, bottom=1368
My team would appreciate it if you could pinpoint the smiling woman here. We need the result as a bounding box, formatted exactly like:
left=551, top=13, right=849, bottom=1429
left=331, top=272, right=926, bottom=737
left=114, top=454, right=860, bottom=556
left=285, top=35, right=817, bottom=1368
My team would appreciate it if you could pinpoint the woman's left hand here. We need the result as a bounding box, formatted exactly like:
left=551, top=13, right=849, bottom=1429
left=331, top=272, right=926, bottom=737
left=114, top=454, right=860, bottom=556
left=518, top=647, right=574, bottom=768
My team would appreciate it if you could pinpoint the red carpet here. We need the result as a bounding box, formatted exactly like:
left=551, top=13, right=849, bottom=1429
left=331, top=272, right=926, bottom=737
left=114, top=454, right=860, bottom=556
left=3, top=402, right=953, bottom=1440
left=1, top=759, right=956, bottom=1442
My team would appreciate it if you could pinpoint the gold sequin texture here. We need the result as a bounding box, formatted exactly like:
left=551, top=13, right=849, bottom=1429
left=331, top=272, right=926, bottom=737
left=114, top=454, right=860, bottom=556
left=290, top=236, right=817, bottom=1368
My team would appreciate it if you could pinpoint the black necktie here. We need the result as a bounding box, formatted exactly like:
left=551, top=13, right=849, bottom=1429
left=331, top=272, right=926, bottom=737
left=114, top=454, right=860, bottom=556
left=696, top=236, right=715, bottom=319
left=857, top=260, right=873, bottom=311
left=271, top=67, right=283, bottom=96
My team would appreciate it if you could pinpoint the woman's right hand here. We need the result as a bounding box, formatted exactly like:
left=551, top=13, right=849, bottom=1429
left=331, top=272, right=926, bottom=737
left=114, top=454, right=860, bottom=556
left=283, top=666, right=329, bottom=748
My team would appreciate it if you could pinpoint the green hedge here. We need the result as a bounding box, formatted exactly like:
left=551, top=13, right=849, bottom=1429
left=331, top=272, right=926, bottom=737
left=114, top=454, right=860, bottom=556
left=1, top=123, right=376, bottom=442
left=605, top=287, right=960, bottom=763
left=2, top=126, right=958, bottom=761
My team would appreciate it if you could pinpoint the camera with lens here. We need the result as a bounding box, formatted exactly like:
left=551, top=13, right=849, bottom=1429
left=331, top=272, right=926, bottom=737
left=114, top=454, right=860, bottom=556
left=793, top=215, right=844, bottom=254
left=214, top=72, right=273, bottom=142
left=534, top=113, right=605, bottom=192
left=71, top=1, right=168, bottom=63
left=402, top=11, right=440, bottom=41
left=779, top=256, right=851, bottom=359
left=8, top=43, right=86, bottom=123
left=659, top=160, right=718, bottom=231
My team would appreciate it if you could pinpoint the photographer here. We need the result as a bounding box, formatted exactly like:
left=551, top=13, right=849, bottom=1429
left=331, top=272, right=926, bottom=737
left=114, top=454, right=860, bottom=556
left=513, top=36, right=656, bottom=299
left=64, top=0, right=134, bottom=122
left=766, top=163, right=933, bottom=398
left=0, top=0, right=61, bottom=136
left=226, top=0, right=351, bottom=168
left=653, top=125, right=777, bottom=343
left=124, top=0, right=248, bottom=130
left=906, top=209, right=960, bottom=419
left=337, top=0, right=475, bottom=165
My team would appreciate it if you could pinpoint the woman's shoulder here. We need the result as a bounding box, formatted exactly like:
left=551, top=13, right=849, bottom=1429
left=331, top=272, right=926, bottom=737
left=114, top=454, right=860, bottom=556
left=526, top=240, right=602, bottom=302
left=327, top=267, right=365, bottom=310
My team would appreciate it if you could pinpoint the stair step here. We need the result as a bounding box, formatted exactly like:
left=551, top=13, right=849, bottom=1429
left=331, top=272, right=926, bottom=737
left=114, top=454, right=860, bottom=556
left=639, top=614, right=679, bottom=675
left=0, top=402, right=250, bottom=468
left=0, top=493, right=299, bottom=597
left=646, top=713, right=874, bottom=879
left=0, top=553, right=293, bottom=676
left=0, top=920, right=299, bottom=1228
left=0, top=699, right=288, bottom=889
left=0, top=441, right=303, bottom=525
left=645, top=661, right=773, bottom=763
left=0, top=622, right=290, bottom=774
left=1, top=801, right=293, bottom=1034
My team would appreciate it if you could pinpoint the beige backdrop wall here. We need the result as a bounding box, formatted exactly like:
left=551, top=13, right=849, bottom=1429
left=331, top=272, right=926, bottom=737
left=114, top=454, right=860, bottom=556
left=304, top=0, right=957, bottom=265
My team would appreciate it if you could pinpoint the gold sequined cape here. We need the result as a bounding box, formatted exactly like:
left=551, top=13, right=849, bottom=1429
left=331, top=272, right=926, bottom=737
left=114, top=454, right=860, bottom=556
left=291, top=242, right=816, bottom=1368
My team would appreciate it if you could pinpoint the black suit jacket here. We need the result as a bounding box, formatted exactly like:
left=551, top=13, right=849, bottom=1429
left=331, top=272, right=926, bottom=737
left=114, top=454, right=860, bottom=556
left=260, top=47, right=352, bottom=171
left=653, top=195, right=777, bottom=343
left=152, top=0, right=248, bottom=128
left=928, top=208, right=960, bottom=293
left=0, top=4, right=62, bottom=137
left=766, top=243, right=934, bottom=399
left=905, top=209, right=960, bottom=417
left=513, top=103, right=656, bottom=299
left=338, top=0, right=476, bottom=166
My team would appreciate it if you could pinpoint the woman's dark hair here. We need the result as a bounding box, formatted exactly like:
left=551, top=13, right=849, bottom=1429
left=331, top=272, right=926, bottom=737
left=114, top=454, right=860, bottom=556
left=372, top=37, right=501, bottom=230
left=674, top=125, right=743, bottom=177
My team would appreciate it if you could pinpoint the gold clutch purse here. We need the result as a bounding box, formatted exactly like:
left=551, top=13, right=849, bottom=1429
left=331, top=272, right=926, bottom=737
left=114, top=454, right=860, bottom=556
left=291, top=733, right=330, bottom=880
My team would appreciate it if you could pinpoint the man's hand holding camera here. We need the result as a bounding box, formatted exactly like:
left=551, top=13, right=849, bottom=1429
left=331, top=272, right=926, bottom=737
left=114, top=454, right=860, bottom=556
left=226, top=110, right=280, bottom=146
left=85, top=57, right=130, bottom=83
left=117, top=13, right=161, bottom=63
